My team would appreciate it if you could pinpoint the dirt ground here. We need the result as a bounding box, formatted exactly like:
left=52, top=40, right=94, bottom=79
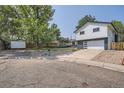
left=92, top=50, right=124, bottom=65
left=0, top=50, right=124, bottom=88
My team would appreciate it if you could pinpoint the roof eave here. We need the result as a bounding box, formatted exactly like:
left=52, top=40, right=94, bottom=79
left=74, top=21, right=111, bottom=33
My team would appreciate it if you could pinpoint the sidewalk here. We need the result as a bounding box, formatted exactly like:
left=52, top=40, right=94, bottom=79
left=57, top=57, right=124, bottom=73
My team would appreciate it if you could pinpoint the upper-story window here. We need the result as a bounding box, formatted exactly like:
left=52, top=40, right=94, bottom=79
left=93, top=27, right=100, bottom=32
left=80, top=31, right=85, bottom=35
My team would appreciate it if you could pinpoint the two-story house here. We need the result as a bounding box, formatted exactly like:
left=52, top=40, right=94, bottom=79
left=74, top=21, right=118, bottom=50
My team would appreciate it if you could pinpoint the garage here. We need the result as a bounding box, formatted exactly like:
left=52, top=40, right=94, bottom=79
left=85, top=40, right=105, bottom=50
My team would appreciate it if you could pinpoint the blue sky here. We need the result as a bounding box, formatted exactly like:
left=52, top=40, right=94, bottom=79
left=51, top=5, right=124, bottom=38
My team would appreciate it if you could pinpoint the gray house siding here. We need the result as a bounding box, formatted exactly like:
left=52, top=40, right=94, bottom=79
left=74, top=22, right=118, bottom=50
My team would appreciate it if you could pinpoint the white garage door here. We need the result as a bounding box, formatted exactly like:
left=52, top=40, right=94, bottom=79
left=87, top=40, right=105, bottom=50
left=11, top=41, right=26, bottom=49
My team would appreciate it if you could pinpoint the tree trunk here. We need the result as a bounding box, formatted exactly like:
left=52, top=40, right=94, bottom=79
left=36, top=7, right=39, bottom=48
left=0, top=38, right=8, bottom=49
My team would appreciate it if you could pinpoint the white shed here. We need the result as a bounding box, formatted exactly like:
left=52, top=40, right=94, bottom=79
left=11, top=41, right=26, bottom=49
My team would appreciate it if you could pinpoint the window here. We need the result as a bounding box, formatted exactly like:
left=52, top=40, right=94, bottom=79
left=80, top=31, right=85, bottom=35
left=93, top=27, right=100, bottom=32
left=83, top=41, right=87, bottom=49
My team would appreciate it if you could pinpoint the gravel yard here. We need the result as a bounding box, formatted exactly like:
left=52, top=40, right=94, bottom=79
left=92, top=50, right=124, bottom=65
left=0, top=49, right=73, bottom=59
left=0, top=49, right=124, bottom=88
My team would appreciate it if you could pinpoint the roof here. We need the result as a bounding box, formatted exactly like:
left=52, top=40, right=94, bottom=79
left=74, top=21, right=117, bottom=33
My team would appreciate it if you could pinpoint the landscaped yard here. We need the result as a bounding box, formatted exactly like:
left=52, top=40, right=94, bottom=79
left=0, top=48, right=76, bottom=59
left=0, top=48, right=124, bottom=88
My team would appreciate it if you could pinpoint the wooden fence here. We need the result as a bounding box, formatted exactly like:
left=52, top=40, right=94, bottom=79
left=111, top=42, right=124, bottom=50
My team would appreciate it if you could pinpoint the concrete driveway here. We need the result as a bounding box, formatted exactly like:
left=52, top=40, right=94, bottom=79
left=57, top=49, right=103, bottom=60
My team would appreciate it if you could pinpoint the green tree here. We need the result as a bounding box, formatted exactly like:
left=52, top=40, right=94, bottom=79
left=0, top=5, right=60, bottom=48
left=49, top=23, right=60, bottom=40
left=76, top=15, right=96, bottom=31
left=111, top=20, right=124, bottom=42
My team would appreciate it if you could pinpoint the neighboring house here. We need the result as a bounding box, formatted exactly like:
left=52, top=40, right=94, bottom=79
left=47, top=40, right=59, bottom=47
left=74, top=21, right=118, bottom=50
